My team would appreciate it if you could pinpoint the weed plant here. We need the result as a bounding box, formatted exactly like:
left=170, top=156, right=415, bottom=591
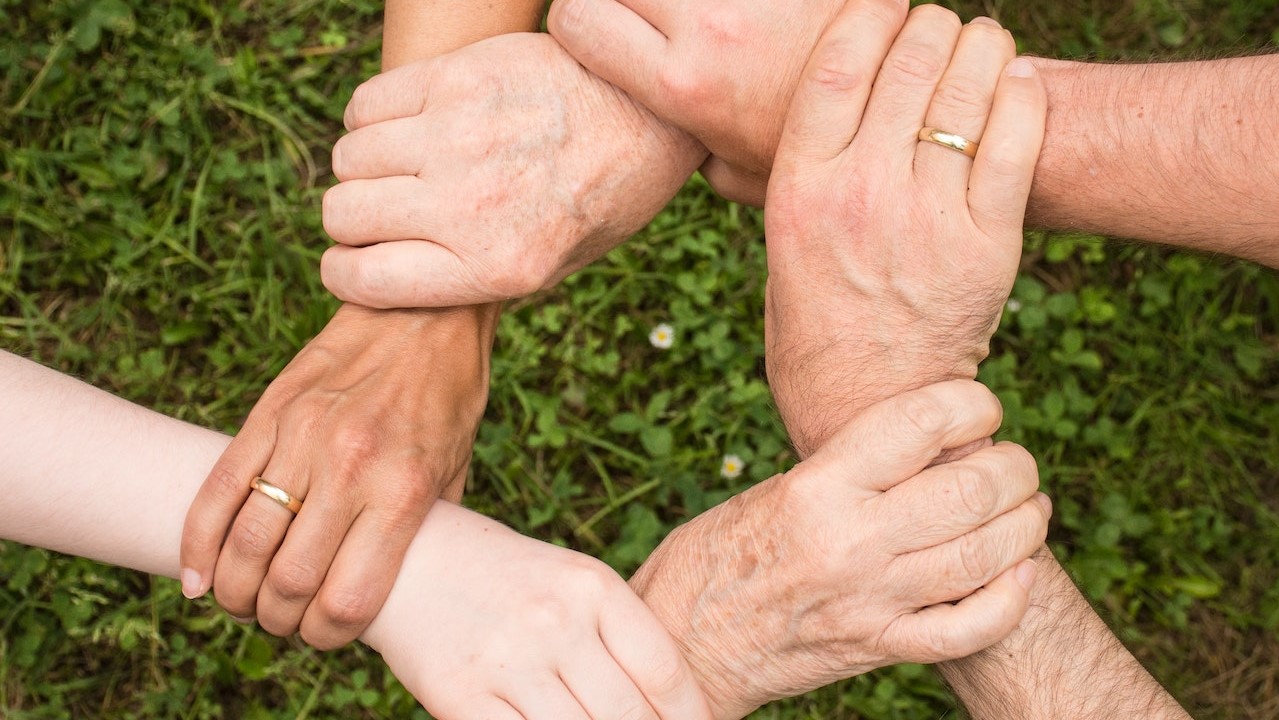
left=1, top=0, right=1277, bottom=717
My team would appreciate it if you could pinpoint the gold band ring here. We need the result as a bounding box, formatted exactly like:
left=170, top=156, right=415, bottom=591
left=250, top=477, right=303, bottom=514
left=918, top=127, right=979, bottom=158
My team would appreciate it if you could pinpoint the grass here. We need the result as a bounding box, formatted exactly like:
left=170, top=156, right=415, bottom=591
left=1, top=0, right=1278, bottom=717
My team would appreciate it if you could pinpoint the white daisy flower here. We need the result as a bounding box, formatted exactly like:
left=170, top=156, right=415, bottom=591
left=649, top=323, right=675, bottom=350
left=1005, top=299, right=1023, bottom=313
left=720, top=454, right=744, bottom=480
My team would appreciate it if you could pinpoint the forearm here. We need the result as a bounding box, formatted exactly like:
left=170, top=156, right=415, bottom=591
left=365, top=0, right=538, bottom=338
left=0, top=350, right=467, bottom=643
left=382, top=0, right=544, bottom=69
left=1028, top=55, right=1279, bottom=266
left=939, top=547, right=1188, bottom=719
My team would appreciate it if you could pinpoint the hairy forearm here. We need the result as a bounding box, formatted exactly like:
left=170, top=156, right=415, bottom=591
left=939, top=547, right=1188, bottom=719
left=1029, top=55, right=1279, bottom=267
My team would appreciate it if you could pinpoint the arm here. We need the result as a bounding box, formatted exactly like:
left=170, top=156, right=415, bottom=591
left=754, top=4, right=1189, bottom=718
left=179, top=0, right=547, bottom=649
left=939, top=547, right=1189, bottom=719
left=382, top=0, right=544, bottom=68
left=549, top=0, right=1279, bottom=265
left=0, top=350, right=712, bottom=719
left=1027, top=56, right=1279, bottom=267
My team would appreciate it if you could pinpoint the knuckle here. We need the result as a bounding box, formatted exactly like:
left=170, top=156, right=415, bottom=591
left=893, top=391, right=952, bottom=442
left=317, top=586, right=380, bottom=630
left=640, top=650, right=693, bottom=705
left=344, top=81, right=374, bottom=130
left=547, top=0, right=589, bottom=35
left=330, top=424, right=381, bottom=465
left=320, top=185, right=349, bottom=240
left=694, top=5, right=748, bottom=48
left=920, top=618, right=963, bottom=660
left=656, top=63, right=712, bottom=110
left=864, top=0, right=910, bottom=27
left=955, top=531, right=993, bottom=587
left=229, top=515, right=280, bottom=560
left=911, top=3, right=962, bottom=30
left=211, top=585, right=252, bottom=618
left=1023, top=499, right=1051, bottom=543
left=568, top=557, right=620, bottom=600
left=1000, top=443, right=1040, bottom=490
left=206, top=464, right=248, bottom=500
left=329, top=137, right=351, bottom=182
left=884, top=42, right=948, bottom=85
left=267, top=561, right=323, bottom=602
left=806, top=40, right=874, bottom=96
left=951, top=464, right=998, bottom=522
left=977, top=143, right=1026, bottom=183
left=933, top=75, right=991, bottom=112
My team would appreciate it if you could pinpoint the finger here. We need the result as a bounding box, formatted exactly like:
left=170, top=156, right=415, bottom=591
left=255, top=484, right=361, bottom=637
left=548, top=0, right=668, bottom=122
left=427, top=695, right=526, bottom=720
left=967, top=57, right=1048, bottom=237
left=877, top=441, right=1040, bottom=553
left=599, top=594, right=714, bottom=720
left=561, top=648, right=658, bottom=720
left=321, top=242, right=497, bottom=309
left=773, top=0, right=908, bottom=166
left=180, top=417, right=276, bottom=599
left=899, top=492, right=1051, bottom=605
left=915, top=17, right=1016, bottom=193
left=856, top=4, right=962, bottom=154
left=886, top=558, right=1038, bottom=664
left=504, top=679, right=592, bottom=720
left=798, top=380, right=1004, bottom=494
left=698, top=156, right=767, bottom=207
left=211, top=452, right=307, bottom=619
left=322, top=176, right=441, bottom=247
left=331, top=117, right=428, bottom=181
left=298, top=506, right=422, bottom=649
left=343, top=61, right=433, bottom=131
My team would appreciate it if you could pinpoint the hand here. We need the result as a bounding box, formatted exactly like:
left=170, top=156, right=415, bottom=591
left=763, top=3, right=1047, bottom=456
left=630, top=381, right=1049, bottom=719
left=548, top=0, right=845, bottom=204
left=319, top=32, right=706, bottom=308
left=363, top=501, right=714, bottom=720
left=180, top=303, right=497, bottom=648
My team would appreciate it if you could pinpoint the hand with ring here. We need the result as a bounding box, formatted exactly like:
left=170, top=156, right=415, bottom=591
left=180, top=303, right=497, bottom=649
left=762, top=2, right=1048, bottom=457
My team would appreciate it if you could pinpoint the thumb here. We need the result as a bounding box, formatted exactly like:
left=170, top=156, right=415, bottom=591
left=548, top=0, right=671, bottom=118
left=321, top=242, right=502, bottom=308
left=798, top=380, right=1003, bottom=494
left=885, top=558, right=1037, bottom=664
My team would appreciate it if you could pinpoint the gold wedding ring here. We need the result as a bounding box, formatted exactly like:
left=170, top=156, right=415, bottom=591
left=918, top=127, right=980, bottom=158
left=250, top=477, right=303, bottom=514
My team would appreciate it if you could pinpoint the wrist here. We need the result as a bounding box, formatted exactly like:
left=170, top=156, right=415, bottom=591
left=938, top=546, right=1188, bottom=719
left=770, top=344, right=980, bottom=458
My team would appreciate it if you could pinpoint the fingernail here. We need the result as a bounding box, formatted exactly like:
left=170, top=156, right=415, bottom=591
left=1035, top=492, right=1053, bottom=516
left=180, top=568, right=205, bottom=599
left=970, top=16, right=1001, bottom=27
left=231, top=615, right=255, bottom=625
left=1006, top=58, right=1036, bottom=78
left=1015, top=559, right=1038, bottom=589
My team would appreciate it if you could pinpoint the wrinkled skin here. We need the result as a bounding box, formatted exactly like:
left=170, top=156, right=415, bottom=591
left=631, top=382, right=1049, bottom=719
left=549, top=0, right=846, bottom=203
left=320, top=32, right=704, bottom=308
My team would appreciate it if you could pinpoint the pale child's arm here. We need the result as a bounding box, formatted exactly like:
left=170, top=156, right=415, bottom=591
left=0, top=351, right=711, bottom=720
